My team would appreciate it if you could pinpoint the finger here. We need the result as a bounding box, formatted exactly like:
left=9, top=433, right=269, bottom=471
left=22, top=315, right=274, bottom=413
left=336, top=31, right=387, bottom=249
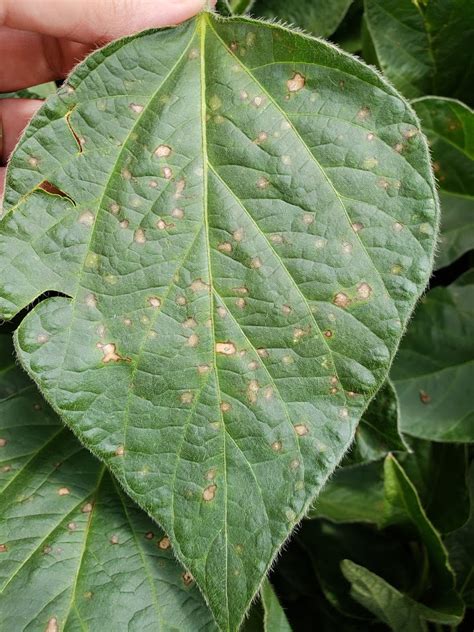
left=0, top=98, right=42, bottom=163
left=0, top=0, right=210, bottom=44
left=0, top=27, right=91, bottom=91
left=0, top=166, right=6, bottom=200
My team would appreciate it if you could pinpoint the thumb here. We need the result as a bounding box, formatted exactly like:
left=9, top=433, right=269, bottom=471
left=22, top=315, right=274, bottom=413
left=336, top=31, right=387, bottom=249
left=0, top=0, right=213, bottom=43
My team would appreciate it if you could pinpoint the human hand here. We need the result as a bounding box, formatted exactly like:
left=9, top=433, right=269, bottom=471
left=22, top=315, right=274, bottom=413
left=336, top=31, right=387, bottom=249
left=0, top=0, right=212, bottom=196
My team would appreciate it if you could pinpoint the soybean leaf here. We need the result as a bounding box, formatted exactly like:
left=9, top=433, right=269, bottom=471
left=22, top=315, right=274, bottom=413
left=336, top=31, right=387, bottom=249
left=391, top=280, right=474, bottom=442
left=342, top=560, right=463, bottom=631
left=309, top=461, right=385, bottom=525
left=0, top=82, right=56, bottom=100
left=381, top=455, right=463, bottom=620
left=298, top=519, right=416, bottom=619
left=251, top=0, right=354, bottom=38
left=346, top=380, right=407, bottom=464
left=0, top=12, right=438, bottom=630
left=217, top=0, right=255, bottom=16
left=446, top=464, right=474, bottom=607
left=260, top=579, right=292, bottom=631
left=0, top=337, right=216, bottom=632
left=364, top=0, right=474, bottom=105
left=411, top=97, right=474, bottom=269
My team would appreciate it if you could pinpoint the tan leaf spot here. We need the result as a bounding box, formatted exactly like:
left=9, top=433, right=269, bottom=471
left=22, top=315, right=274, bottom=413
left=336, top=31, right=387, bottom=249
left=158, top=536, right=171, bottom=549
left=58, top=487, right=70, bottom=496
left=203, top=484, right=217, bottom=501
left=215, top=342, right=236, bottom=355
left=154, top=144, right=172, bottom=158
left=333, top=292, right=350, bottom=308
left=82, top=503, right=93, bottom=513
left=148, top=297, right=161, bottom=308
left=45, top=617, right=59, bottom=632
left=181, top=391, right=193, bottom=405
left=218, top=242, right=232, bottom=253
left=357, top=282, right=372, bottom=299
left=294, top=424, right=309, bottom=436
left=287, top=72, right=305, bottom=92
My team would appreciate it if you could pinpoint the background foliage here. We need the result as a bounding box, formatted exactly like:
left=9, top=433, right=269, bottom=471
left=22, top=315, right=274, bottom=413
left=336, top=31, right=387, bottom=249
left=0, top=1, right=473, bottom=630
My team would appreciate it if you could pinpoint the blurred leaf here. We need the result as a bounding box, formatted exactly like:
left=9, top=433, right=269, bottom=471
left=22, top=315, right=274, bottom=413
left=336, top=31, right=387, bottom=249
left=298, top=519, right=416, bottom=619
left=251, top=0, right=354, bottom=38
left=0, top=83, right=56, bottom=100
left=412, top=97, right=474, bottom=269
left=217, top=0, right=255, bottom=14
left=446, top=464, right=474, bottom=607
left=382, top=456, right=461, bottom=614
left=391, top=281, right=474, bottom=442
left=342, top=560, right=463, bottom=631
left=360, top=15, right=379, bottom=67
left=364, top=0, right=474, bottom=105
left=0, top=336, right=217, bottom=632
left=309, top=461, right=385, bottom=525
left=399, top=437, right=469, bottom=534
left=261, top=579, right=292, bottom=631
left=346, top=380, right=408, bottom=464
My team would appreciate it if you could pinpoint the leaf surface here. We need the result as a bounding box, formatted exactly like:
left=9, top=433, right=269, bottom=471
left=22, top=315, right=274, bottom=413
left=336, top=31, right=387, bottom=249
left=364, top=0, right=474, bottom=105
left=0, top=13, right=438, bottom=630
left=391, top=280, right=474, bottom=442
left=0, top=337, right=216, bottom=632
left=411, top=97, right=474, bottom=269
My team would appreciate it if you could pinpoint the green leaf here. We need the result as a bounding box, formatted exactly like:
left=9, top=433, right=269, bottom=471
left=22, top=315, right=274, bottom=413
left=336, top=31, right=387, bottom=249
left=346, top=380, right=407, bottom=464
left=217, top=0, right=255, bottom=16
left=446, top=464, right=474, bottom=607
left=381, top=456, right=463, bottom=618
left=411, top=97, right=474, bottom=269
left=251, top=0, right=355, bottom=38
left=364, top=0, right=474, bottom=105
left=309, top=461, right=385, bottom=525
left=0, top=338, right=216, bottom=632
left=391, top=280, right=474, bottom=442
left=261, top=579, right=292, bottom=631
left=342, top=560, right=462, bottom=631
left=0, top=13, right=438, bottom=630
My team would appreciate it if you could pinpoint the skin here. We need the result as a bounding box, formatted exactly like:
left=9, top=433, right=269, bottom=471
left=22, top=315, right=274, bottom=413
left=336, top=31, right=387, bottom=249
left=0, top=0, right=214, bottom=196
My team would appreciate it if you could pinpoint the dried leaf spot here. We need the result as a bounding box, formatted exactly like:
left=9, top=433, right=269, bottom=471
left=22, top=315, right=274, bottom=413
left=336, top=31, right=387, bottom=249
left=156, top=219, right=174, bottom=230
left=129, top=103, right=144, bottom=113
left=120, top=219, right=129, bottom=229
left=363, top=157, right=378, bottom=170
left=209, top=95, right=222, bottom=111
left=147, top=297, right=161, bottom=310
left=282, top=355, right=294, bottom=365
left=285, top=509, right=296, bottom=522
left=290, top=459, right=300, bottom=470
left=357, top=282, right=372, bottom=299
left=175, top=178, right=186, bottom=198
left=367, top=132, right=375, bottom=141
left=176, top=295, right=187, bottom=306
left=154, top=144, right=172, bottom=158
left=257, top=348, right=269, bottom=358
left=134, top=228, right=146, bottom=244
left=28, top=156, right=39, bottom=167
left=37, top=334, right=49, bottom=344
left=159, top=536, right=171, bottom=550
left=272, top=440, right=282, bottom=452
left=218, top=242, right=232, bottom=253
left=183, top=317, right=197, bottom=329
left=324, top=330, right=333, bottom=338
left=254, top=131, right=268, bottom=144
left=110, top=203, right=120, bottom=215
left=85, top=293, right=97, bottom=309
left=67, top=522, right=77, bottom=531
left=233, top=227, right=244, bottom=242
left=357, top=106, right=370, bottom=120
left=352, top=222, right=364, bottom=232
left=293, top=327, right=310, bottom=342
left=236, top=297, right=247, bottom=309
left=203, top=484, right=217, bottom=502
left=394, top=142, right=404, bottom=153
left=294, top=424, right=309, bottom=436
left=287, top=72, right=305, bottom=92
left=340, top=407, right=349, bottom=419
left=58, top=487, right=70, bottom=496
left=342, top=241, right=353, bottom=254
left=187, top=333, right=199, bottom=348
left=162, top=166, right=173, bottom=180
left=247, top=379, right=260, bottom=404
left=190, top=278, right=210, bottom=293
left=182, top=571, right=194, bottom=586
left=419, top=390, right=431, bottom=404
left=121, top=168, right=132, bottom=180
left=0, top=544, right=7, bottom=553
left=251, top=257, right=262, bottom=269
left=181, top=391, right=193, bottom=405
left=333, top=292, right=350, bottom=308
left=282, top=304, right=292, bottom=316
left=281, top=155, right=291, bottom=165
left=115, top=445, right=125, bottom=457
left=220, top=401, right=231, bottom=413
left=45, top=617, right=59, bottom=632
left=206, top=468, right=217, bottom=481
left=252, top=95, right=264, bottom=107
left=257, top=176, right=270, bottom=189
left=303, top=213, right=314, bottom=225
left=82, top=503, right=93, bottom=513
left=79, top=210, right=94, bottom=227
left=393, top=222, right=404, bottom=232
left=172, top=207, right=184, bottom=219
left=145, top=531, right=154, bottom=540
left=98, top=343, right=125, bottom=363
left=216, top=342, right=236, bottom=355
left=110, top=535, right=119, bottom=545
